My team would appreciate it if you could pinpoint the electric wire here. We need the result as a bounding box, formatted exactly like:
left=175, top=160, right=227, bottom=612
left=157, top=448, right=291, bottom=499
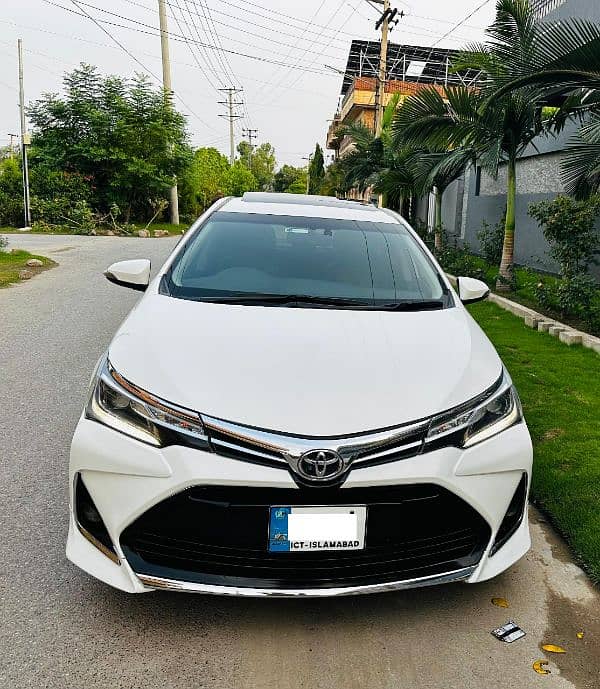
left=42, top=0, right=341, bottom=76
left=60, top=0, right=221, bottom=133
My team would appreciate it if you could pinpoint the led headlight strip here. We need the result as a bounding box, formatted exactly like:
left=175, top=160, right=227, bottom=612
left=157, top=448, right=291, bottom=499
left=427, top=371, right=523, bottom=448
left=86, top=357, right=207, bottom=447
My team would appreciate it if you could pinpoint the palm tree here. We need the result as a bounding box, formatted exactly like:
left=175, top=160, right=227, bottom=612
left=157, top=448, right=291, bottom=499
left=482, top=7, right=600, bottom=198
left=337, top=95, right=420, bottom=211
left=337, top=121, right=385, bottom=195
left=409, top=148, right=476, bottom=250
left=394, top=0, right=548, bottom=290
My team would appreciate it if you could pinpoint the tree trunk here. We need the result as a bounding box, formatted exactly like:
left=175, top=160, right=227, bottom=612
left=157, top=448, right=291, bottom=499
left=434, top=189, right=443, bottom=251
left=496, top=156, right=516, bottom=291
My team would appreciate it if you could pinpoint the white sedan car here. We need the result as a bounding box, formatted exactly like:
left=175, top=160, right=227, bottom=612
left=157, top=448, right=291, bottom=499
left=67, top=192, right=532, bottom=596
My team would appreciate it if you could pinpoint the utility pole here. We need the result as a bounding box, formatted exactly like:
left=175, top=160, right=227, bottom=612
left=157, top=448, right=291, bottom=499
left=242, top=128, right=259, bottom=150
left=7, top=133, right=18, bottom=159
left=370, top=1, right=401, bottom=135
left=157, top=0, right=179, bottom=225
left=218, top=88, right=243, bottom=165
left=372, top=0, right=390, bottom=136
left=18, top=39, right=31, bottom=229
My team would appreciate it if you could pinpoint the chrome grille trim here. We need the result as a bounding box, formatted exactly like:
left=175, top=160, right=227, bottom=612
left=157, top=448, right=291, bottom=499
left=137, top=566, right=477, bottom=597
left=210, top=438, right=288, bottom=465
left=202, top=414, right=430, bottom=473
left=351, top=439, right=424, bottom=465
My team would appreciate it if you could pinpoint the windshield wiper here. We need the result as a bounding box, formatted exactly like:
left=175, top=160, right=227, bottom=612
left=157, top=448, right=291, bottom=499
left=379, top=299, right=446, bottom=311
left=198, top=293, right=372, bottom=308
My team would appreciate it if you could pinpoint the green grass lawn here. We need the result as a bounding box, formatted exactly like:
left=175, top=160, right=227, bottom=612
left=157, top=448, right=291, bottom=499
left=0, top=249, right=55, bottom=287
left=469, top=300, right=600, bottom=583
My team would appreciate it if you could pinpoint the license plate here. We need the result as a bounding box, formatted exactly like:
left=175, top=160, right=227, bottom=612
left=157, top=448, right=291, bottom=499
left=268, top=506, right=367, bottom=552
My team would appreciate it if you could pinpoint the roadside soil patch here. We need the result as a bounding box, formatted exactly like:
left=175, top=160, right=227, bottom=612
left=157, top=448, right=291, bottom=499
left=0, top=249, right=56, bottom=288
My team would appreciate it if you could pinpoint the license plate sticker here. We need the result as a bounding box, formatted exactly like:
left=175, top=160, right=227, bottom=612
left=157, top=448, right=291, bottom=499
left=269, top=506, right=367, bottom=552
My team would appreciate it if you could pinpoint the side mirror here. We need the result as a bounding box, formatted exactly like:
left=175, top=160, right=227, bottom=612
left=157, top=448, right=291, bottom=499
left=104, top=259, right=151, bottom=292
left=457, top=276, right=490, bottom=305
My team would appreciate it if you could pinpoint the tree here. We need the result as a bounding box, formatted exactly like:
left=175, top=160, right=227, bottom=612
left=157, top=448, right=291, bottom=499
left=181, top=147, right=230, bottom=214
left=408, top=148, right=476, bottom=250
left=237, top=140, right=276, bottom=190
left=339, top=96, right=419, bottom=211
left=27, top=64, right=192, bottom=221
left=394, top=1, right=548, bottom=289
left=482, top=5, right=600, bottom=199
left=308, top=143, right=325, bottom=194
left=273, top=165, right=307, bottom=194
left=0, top=157, right=24, bottom=225
left=224, top=161, right=258, bottom=197
left=321, top=160, right=348, bottom=197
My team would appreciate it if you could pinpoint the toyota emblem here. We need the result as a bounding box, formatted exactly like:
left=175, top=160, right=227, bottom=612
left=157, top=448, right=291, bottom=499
left=297, top=450, right=345, bottom=481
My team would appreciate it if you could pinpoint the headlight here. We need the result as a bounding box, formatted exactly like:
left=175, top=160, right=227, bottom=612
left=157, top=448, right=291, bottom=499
left=427, top=372, right=523, bottom=448
left=86, top=356, right=207, bottom=447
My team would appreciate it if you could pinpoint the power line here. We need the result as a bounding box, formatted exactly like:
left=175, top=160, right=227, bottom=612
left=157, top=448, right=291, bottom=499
left=414, top=0, right=494, bottom=87
left=58, top=0, right=220, bottom=133
left=262, top=0, right=342, bottom=101
left=282, top=0, right=363, bottom=95
left=121, top=0, right=345, bottom=68
left=163, top=0, right=346, bottom=62
left=0, top=20, right=335, bottom=102
left=427, top=0, right=494, bottom=49
left=169, top=0, right=223, bottom=94
left=42, top=0, right=341, bottom=76
left=174, top=0, right=252, bottom=132
left=188, top=0, right=240, bottom=88
left=179, top=0, right=228, bottom=87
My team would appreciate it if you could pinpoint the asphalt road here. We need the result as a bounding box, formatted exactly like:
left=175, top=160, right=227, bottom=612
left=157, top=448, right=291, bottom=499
left=1, top=234, right=598, bottom=689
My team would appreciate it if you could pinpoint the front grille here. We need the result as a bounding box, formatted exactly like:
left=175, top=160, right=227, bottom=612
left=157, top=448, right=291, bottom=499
left=202, top=415, right=430, bottom=474
left=121, top=485, right=491, bottom=589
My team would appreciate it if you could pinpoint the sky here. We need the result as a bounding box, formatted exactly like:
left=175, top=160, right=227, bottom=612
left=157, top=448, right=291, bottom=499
left=0, top=0, right=497, bottom=168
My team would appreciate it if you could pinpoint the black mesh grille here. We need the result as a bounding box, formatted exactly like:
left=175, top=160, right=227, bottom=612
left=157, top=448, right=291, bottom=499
left=121, top=485, right=491, bottom=589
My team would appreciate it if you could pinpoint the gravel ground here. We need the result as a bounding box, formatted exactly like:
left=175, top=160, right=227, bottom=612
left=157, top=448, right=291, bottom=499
left=0, top=234, right=598, bottom=689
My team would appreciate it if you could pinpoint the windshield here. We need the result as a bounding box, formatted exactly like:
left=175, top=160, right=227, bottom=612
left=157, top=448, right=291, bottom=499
left=164, top=212, right=450, bottom=310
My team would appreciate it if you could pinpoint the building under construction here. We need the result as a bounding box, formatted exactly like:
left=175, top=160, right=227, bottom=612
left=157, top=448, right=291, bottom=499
left=326, top=40, right=483, bottom=159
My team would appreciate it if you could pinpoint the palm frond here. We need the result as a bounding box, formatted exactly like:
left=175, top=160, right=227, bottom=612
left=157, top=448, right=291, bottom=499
left=561, top=114, right=600, bottom=198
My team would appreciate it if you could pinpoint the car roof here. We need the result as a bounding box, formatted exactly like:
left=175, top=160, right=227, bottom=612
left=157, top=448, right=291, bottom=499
left=222, top=193, right=398, bottom=223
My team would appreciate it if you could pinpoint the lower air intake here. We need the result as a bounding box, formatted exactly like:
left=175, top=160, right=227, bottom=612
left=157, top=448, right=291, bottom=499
left=120, top=485, right=491, bottom=589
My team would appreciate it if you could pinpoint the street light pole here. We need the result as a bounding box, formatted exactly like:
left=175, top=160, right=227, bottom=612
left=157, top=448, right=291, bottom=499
left=302, top=154, right=313, bottom=195
left=18, top=39, right=31, bottom=229
left=157, top=0, right=179, bottom=225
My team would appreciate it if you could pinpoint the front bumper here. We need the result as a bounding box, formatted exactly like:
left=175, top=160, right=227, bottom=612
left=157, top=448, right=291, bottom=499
left=67, top=417, right=533, bottom=596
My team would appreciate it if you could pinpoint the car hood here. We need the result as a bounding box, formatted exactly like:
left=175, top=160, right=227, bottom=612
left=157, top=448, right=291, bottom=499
left=109, top=293, right=502, bottom=436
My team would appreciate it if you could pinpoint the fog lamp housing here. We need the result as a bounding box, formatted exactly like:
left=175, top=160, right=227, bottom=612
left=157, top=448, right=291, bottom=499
left=490, top=473, right=528, bottom=556
left=74, top=473, right=120, bottom=565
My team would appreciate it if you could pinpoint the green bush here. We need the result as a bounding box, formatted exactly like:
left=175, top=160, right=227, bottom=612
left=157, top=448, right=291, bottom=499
left=0, top=158, right=24, bottom=226
left=477, top=216, right=505, bottom=265
left=31, top=199, right=96, bottom=234
left=438, top=242, right=487, bottom=281
left=0, top=191, right=23, bottom=226
left=412, top=219, right=435, bottom=251
left=529, top=195, right=600, bottom=278
left=536, top=274, right=600, bottom=331
left=529, top=195, right=600, bottom=329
